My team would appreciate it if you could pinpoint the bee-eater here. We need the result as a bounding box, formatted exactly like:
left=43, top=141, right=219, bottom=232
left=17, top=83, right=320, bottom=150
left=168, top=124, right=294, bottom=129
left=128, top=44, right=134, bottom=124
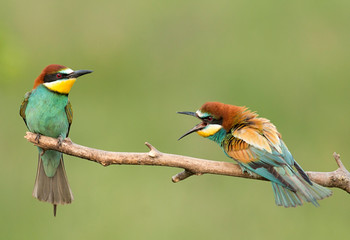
left=178, top=102, right=332, bottom=207
left=20, top=64, right=92, bottom=216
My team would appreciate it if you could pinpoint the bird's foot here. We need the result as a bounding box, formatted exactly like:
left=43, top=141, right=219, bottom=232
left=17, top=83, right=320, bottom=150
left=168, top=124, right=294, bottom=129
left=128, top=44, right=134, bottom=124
left=35, top=133, right=41, bottom=144
left=239, top=164, right=252, bottom=175
left=57, top=136, right=64, bottom=147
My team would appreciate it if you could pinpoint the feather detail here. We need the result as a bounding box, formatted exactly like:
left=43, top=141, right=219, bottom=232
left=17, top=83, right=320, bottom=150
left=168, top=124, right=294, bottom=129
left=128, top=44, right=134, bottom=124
left=270, top=165, right=332, bottom=207
left=223, top=135, right=257, bottom=163
left=19, top=91, right=32, bottom=128
left=260, top=118, right=282, bottom=153
left=65, top=100, right=73, bottom=137
left=230, top=149, right=256, bottom=163
left=33, top=154, right=74, bottom=216
left=233, top=127, right=272, bottom=153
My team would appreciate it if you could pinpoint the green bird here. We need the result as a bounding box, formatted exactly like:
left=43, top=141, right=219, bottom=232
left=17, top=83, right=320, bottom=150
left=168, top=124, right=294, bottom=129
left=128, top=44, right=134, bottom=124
left=20, top=64, right=92, bottom=216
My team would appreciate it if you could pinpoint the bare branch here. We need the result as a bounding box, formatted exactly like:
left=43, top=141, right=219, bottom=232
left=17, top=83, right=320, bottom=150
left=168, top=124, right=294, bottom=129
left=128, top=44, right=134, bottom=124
left=307, top=153, right=350, bottom=193
left=24, top=132, right=350, bottom=193
left=172, top=170, right=195, bottom=183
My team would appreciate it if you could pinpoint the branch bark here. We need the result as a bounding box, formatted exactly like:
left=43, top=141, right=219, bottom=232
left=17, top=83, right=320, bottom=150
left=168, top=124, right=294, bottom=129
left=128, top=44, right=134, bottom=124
left=24, top=132, right=350, bottom=193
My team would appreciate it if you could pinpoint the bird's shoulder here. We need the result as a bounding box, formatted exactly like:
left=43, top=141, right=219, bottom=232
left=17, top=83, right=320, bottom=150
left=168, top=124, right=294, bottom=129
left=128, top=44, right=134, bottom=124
left=65, top=99, right=73, bottom=136
left=65, top=99, right=73, bottom=124
left=19, top=91, right=32, bottom=124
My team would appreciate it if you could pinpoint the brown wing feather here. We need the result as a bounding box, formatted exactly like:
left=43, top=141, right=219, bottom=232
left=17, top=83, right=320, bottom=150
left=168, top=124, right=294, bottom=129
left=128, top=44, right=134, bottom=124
left=232, top=118, right=282, bottom=154
left=223, top=134, right=258, bottom=163
left=233, top=125, right=272, bottom=153
left=65, top=100, right=73, bottom=137
left=19, top=91, right=32, bottom=128
left=259, top=118, right=282, bottom=153
left=225, top=118, right=283, bottom=163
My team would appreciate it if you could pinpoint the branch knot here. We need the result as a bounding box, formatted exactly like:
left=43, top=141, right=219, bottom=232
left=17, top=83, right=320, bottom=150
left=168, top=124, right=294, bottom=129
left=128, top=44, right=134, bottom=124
left=145, top=142, right=161, bottom=158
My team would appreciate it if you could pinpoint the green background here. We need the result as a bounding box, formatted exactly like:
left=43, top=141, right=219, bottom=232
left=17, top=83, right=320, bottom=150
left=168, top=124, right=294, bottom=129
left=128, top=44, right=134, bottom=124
left=1, top=1, right=349, bottom=239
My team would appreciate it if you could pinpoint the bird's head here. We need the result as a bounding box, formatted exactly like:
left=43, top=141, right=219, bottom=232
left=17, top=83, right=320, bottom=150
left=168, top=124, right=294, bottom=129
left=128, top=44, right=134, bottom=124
left=178, top=102, right=249, bottom=140
left=33, top=64, right=93, bottom=94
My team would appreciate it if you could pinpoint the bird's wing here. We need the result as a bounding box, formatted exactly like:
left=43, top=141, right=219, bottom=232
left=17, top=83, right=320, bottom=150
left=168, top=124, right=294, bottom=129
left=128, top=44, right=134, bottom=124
left=233, top=118, right=282, bottom=153
left=224, top=118, right=300, bottom=189
left=65, top=100, right=73, bottom=137
left=229, top=118, right=292, bottom=165
left=19, top=91, right=32, bottom=128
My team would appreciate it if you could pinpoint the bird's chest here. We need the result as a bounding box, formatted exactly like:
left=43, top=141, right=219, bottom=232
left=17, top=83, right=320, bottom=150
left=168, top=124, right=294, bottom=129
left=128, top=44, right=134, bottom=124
left=25, top=86, right=69, bottom=138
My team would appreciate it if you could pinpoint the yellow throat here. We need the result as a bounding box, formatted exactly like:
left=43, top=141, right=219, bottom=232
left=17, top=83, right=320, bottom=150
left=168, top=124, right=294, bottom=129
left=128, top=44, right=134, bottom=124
left=197, top=124, right=223, bottom=138
left=43, top=78, right=76, bottom=94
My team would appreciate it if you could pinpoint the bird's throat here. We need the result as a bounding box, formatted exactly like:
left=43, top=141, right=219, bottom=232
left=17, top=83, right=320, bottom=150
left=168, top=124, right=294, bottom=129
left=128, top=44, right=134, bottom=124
left=197, top=124, right=223, bottom=138
left=43, top=79, right=76, bottom=94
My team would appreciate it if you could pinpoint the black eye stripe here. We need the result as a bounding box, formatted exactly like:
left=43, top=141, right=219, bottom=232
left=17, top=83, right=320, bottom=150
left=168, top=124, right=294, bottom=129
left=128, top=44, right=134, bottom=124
left=212, top=118, right=223, bottom=124
left=44, top=73, right=68, bottom=83
left=201, top=116, right=222, bottom=125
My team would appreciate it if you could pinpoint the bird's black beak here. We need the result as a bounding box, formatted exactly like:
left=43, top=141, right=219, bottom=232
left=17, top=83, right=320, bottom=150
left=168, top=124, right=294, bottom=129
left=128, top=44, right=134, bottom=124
left=177, top=111, right=206, bottom=140
left=69, top=70, right=93, bottom=78
left=177, top=111, right=197, bottom=118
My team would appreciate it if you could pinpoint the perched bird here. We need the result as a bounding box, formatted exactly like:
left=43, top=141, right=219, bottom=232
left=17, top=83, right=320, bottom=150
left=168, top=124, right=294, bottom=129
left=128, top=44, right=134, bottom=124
left=20, top=64, right=92, bottom=216
left=178, top=102, right=332, bottom=207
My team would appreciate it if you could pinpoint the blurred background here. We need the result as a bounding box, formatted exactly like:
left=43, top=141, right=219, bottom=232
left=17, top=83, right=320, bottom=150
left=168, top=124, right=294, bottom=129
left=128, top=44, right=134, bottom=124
left=1, top=0, right=349, bottom=239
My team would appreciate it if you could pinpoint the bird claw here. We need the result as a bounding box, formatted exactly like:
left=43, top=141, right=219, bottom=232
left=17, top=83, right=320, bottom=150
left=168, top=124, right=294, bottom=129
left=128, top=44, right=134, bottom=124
left=35, top=133, right=41, bottom=144
left=57, top=136, right=64, bottom=147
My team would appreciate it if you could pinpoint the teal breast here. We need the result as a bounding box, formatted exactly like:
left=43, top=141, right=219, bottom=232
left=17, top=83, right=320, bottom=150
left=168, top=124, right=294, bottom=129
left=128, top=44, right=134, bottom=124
left=25, top=85, right=69, bottom=138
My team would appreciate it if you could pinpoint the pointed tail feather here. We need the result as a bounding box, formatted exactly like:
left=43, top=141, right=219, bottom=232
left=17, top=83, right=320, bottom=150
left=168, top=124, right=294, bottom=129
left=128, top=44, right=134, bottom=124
left=271, top=178, right=332, bottom=208
left=272, top=183, right=302, bottom=207
left=33, top=155, right=73, bottom=215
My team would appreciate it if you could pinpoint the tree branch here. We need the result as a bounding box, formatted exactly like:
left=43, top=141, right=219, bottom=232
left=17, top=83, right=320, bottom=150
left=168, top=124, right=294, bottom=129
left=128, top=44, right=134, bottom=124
left=24, top=132, right=350, bottom=193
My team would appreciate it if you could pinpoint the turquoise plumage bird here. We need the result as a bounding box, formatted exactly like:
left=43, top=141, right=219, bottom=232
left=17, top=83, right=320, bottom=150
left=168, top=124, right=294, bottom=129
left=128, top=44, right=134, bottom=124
left=20, top=64, right=92, bottom=216
left=178, top=102, right=332, bottom=207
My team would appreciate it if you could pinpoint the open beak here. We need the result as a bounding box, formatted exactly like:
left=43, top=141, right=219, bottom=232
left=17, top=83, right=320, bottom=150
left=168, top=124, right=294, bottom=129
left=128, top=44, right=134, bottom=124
left=177, top=111, right=206, bottom=140
left=69, top=69, right=93, bottom=78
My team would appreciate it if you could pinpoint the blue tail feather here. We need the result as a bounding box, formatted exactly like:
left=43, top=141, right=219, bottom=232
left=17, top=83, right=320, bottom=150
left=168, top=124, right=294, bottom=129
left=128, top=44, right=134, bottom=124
left=271, top=177, right=332, bottom=207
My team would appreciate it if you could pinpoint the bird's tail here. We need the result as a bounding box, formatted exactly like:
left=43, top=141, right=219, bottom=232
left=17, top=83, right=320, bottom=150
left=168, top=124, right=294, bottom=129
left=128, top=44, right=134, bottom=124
left=33, top=155, right=73, bottom=216
left=271, top=174, right=332, bottom=207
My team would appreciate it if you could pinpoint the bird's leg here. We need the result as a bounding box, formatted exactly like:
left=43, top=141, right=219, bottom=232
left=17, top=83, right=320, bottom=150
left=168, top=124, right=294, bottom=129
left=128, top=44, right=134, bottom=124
left=40, top=149, right=46, bottom=157
left=35, top=133, right=41, bottom=144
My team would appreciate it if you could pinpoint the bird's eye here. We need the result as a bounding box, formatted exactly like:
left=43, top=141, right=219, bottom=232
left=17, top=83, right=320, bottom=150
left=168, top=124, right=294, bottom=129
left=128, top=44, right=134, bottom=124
left=56, top=73, right=62, bottom=79
left=207, top=116, right=213, bottom=122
